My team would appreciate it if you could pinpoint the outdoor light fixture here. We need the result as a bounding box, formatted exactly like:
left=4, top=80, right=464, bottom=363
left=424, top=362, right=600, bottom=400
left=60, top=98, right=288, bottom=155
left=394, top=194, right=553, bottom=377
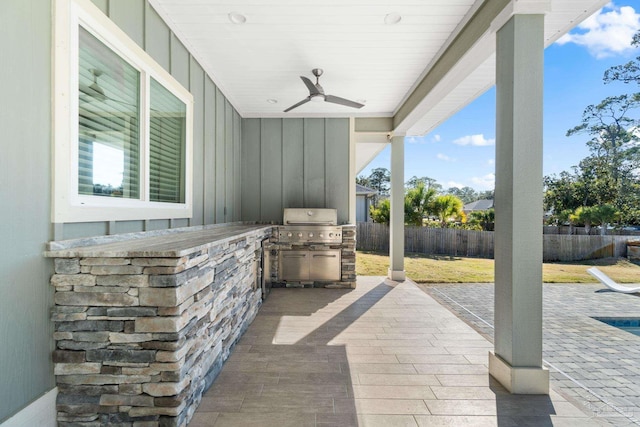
left=267, top=99, right=278, bottom=104
left=384, top=13, right=402, bottom=25
left=228, top=12, right=247, bottom=24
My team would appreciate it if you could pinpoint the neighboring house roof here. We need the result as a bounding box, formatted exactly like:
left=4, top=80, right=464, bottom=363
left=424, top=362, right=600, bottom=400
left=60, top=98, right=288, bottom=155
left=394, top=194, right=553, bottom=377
left=356, top=184, right=377, bottom=196
left=464, top=199, right=494, bottom=211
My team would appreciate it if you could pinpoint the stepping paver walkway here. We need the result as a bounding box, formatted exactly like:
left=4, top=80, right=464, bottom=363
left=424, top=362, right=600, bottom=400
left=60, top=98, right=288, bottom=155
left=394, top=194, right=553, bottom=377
left=189, top=277, right=600, bottom=426
left=422, top=282, right=640, bottom=427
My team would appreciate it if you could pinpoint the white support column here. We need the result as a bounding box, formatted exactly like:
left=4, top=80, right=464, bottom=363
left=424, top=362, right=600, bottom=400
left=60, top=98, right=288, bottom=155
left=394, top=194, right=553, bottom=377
left=388, top=135, right=405, bottom=281
left=489, top=13, right=549, bottom=394
left=349, top=118, right=357, bottom=225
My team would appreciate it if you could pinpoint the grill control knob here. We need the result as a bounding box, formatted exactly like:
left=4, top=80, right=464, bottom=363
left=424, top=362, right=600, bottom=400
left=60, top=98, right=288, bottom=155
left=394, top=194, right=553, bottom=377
left=329, top=233, right=334, bottom=238
left=309, top=232, right=314, bottom=238
left=297, top=232, right=303, bottom=238
left=287, top=232, right=292, bottom=237
left=319, top=233, right=324, bottom=238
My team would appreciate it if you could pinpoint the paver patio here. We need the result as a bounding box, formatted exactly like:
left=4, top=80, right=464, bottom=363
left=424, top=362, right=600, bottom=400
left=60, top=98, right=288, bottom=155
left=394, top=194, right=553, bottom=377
left=189, top=277, right=600, bottom=426
left=422, top=282, right=640, bottom=427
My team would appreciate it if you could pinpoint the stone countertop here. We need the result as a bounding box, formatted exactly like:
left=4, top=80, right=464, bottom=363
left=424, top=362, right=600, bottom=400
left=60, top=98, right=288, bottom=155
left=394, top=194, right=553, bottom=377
left=45, top=224, right=273, bottom=258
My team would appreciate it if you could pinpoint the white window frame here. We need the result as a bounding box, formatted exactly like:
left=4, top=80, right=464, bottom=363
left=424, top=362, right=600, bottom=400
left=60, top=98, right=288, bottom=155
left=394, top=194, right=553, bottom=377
left=53, top=0, right=193, bottom=223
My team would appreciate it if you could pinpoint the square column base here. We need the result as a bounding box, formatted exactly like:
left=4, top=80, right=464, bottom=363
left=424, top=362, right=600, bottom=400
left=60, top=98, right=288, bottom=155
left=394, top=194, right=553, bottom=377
left=387, top=269, right=406, bottom=282
left=489, top=351, right=549, bottom=394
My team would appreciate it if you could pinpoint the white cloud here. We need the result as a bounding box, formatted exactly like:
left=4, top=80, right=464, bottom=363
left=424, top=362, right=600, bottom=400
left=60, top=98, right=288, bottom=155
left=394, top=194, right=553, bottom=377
left=556, top=3, right=640, bottom=59
left=452, top=134, right=495, bottom=146
left=471, top=173, right=495, bottom=190
left=408, top=134, right=441, bottom=144
left=447, top=181, right=465, bottom=189
left=436, top=153, right=455, bottom=162
left=487, top=159, right=495, bottom=166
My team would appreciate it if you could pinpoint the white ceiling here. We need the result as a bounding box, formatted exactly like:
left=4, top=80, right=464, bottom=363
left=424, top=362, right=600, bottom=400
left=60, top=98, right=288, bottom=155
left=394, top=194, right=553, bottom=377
left=149, top=0, right=480, bottom=119
left=150, top=0, right=608, bottom=135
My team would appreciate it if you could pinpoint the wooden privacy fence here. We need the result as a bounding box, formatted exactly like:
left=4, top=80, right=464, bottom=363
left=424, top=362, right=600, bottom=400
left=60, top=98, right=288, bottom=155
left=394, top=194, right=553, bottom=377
left=357, top=222, right=633, bottom=261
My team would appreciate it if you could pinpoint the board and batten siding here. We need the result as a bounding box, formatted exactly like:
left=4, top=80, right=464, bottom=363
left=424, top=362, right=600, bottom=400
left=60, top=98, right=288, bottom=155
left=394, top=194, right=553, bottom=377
left=60, top=0, right=243, bottom=239
left=241, top=118, right=350, bottom=224
left=0, top=0, right=242, bottom=422
left=0, top=1, right=55, bottom=422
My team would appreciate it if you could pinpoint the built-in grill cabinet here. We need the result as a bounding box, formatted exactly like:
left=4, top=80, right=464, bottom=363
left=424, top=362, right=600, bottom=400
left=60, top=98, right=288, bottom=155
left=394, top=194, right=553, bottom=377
left=279, top=249, right=341, bottom=282
left=268, top=208, right=355, bottom=288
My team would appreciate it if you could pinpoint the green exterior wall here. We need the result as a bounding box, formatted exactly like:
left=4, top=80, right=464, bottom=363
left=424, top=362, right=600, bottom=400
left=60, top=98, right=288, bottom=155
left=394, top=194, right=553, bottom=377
left=0, top=0, right=242, bottom=421
left=0, top=1, right=55, bottom=422
left=0, top=1, right=352, bottom=422
left=241, top=118, right=350, bottom=224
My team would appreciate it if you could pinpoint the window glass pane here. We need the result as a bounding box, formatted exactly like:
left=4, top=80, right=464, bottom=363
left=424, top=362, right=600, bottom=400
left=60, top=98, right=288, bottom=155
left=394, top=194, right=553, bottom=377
left=78, top=27, right=140, bottom=198
left=149, top=78, right=186, bottom=203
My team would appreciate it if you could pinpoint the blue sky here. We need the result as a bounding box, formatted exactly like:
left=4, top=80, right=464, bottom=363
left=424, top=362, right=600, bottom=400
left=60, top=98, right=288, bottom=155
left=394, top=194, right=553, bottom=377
left=360, top=1, right=640, bottom=191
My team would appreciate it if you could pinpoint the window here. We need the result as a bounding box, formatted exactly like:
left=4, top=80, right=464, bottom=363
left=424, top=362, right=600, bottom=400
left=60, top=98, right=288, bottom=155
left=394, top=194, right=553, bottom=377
left=149, top=78, right=186, bottom=204
left=53, top=0, right=193, bottom=222
left=78, top=28, right=140, bottom=200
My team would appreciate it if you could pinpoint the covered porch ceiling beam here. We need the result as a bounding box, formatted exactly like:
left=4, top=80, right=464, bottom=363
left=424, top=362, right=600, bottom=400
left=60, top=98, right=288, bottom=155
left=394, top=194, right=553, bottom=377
left=393, top=0, right=511, bottom=133
left=391, top=0, right=608, bottom=136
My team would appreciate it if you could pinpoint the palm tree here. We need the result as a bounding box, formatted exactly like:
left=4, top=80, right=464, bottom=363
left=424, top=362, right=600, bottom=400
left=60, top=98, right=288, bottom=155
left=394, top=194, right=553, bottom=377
left=405, top=183, right=437, bottom=226
left=592, top=204, right=618, bottom=235
left=429, top=194, right=464, bottom=227
left=570, top=206, right=597, bottom=234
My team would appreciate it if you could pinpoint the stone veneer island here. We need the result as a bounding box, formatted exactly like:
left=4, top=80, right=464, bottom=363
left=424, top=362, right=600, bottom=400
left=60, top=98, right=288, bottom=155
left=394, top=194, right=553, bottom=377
left=45, top=224, right=272, bottom=426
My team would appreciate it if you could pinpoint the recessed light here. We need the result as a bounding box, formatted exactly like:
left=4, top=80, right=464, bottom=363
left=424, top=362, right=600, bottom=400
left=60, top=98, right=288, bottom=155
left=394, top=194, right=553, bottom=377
left=384, top=13, right=402, bottom=25
left=228, top=12, right=247, bottom=25
left=267, top=99, right=278, bottom=104
left=357, top=99, right=367, bottom=104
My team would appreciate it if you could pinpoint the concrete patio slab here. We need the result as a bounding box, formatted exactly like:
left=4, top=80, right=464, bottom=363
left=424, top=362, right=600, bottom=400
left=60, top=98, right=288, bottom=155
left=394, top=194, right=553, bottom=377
left=189, top=277, right=602, bottom=426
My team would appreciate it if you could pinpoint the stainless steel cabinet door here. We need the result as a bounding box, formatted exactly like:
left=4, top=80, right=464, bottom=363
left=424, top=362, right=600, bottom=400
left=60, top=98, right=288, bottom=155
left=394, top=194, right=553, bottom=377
left=279, top=251, right=309, bottom=281
left=310, top=250, right=341, bottom=281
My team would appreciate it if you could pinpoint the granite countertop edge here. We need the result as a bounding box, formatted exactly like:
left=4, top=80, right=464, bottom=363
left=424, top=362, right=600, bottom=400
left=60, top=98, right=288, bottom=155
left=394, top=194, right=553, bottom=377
left=44, top=223, right=275, bottom=259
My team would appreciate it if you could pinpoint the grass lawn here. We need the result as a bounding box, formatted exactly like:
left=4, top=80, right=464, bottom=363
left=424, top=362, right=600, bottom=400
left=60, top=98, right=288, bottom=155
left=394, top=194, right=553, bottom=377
left=356, top=251, right=640, bottom=283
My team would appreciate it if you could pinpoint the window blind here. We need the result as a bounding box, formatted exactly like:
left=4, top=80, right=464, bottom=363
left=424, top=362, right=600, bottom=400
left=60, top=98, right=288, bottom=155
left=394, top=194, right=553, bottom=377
left=78, top=27, right=140, bottom=199
left=149, top=78, right=186, bottom=204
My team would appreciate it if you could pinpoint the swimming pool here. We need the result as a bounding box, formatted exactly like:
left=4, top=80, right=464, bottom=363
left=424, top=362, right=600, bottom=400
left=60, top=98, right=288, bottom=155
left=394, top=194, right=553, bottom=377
left=593, top=317, right=640, bottom=337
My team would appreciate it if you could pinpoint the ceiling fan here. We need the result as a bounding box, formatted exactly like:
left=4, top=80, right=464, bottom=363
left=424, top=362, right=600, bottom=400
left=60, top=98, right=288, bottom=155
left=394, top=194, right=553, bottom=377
left=284, top=68, right=365, bottom=113
left=79, top=68, right=107, bottom=102
left=79, top=68, right=137, bottom=109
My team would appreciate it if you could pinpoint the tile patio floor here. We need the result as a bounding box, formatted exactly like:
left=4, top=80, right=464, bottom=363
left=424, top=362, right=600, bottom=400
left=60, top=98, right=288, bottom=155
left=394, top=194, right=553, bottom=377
left=421, top=282, right=640, bottom=427
left=189, top=277, right=600, bottom=426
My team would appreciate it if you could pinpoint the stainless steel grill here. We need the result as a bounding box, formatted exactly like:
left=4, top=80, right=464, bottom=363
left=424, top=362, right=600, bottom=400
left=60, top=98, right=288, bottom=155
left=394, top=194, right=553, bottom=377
left=279, top=208, right=342, bottom=244
left=276, top=208, right=342, bottom=282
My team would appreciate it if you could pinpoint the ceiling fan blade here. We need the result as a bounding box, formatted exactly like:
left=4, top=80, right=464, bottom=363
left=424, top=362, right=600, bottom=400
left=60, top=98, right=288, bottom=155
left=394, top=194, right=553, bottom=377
left=80, top=84, right=107, bottom=102
left=284, top=97, right=311, bottom=113
left=325, top=95, right=364, bottom=109
left=300, top=76, right=321, bottom=96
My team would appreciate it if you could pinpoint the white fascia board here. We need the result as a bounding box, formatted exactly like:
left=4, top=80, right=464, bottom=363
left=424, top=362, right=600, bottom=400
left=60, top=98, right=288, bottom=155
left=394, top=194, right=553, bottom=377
left=394, top=32, right=496, bottom=135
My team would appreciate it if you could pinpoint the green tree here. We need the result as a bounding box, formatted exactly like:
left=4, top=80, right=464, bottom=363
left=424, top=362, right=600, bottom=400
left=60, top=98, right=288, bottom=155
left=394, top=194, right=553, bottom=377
left=405, top=183, right=437, bottom=226
left=478, top=190, right=495, bottom=200
left=356, top=175, right=370, bottom=187
left=429, top=194, right=465, bottom=227
left=591, top=204, right=619, bottom=235
left=367, top=168, right=391, bottom=206
left=405, top=176, right=442, bottom=192
left=544, top=31, right=640, bottom=226
left=469, top=208, right=494, bottom=231
left=603, top=32, right=640, bottom=85
left=567, top=95, right=640, bottom=221
left=570, top=206, right=597, bottom=234
left=369, top=199, right=390, bottom=224
left=446, top=186, right=478, bottom=204
left=544, top=171, right=583, bottom=214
